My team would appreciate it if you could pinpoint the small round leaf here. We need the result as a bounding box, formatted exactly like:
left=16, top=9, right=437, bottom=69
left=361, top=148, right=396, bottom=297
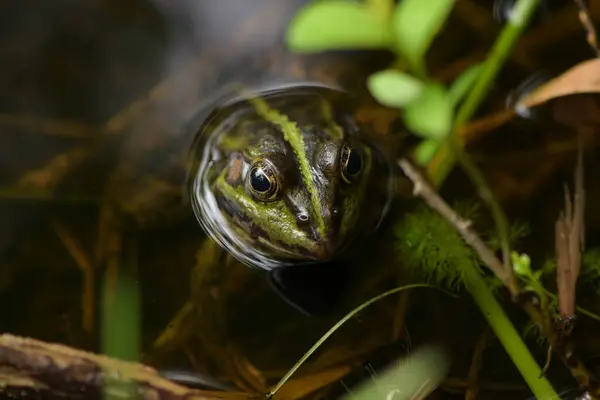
left=404, top=84, right=453, bottom=140
left=367, top=70, right=424, bottom=108
left=287, top=1, right=394, bottom=52
left=414, top=139, right=440, bottom=166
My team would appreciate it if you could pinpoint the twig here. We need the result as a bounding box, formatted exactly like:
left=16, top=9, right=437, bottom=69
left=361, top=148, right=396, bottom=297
left=52, top=218, right=95, bottom=333
left=0, top=334, right=251, bottom=400
left=0, top=187, right=98, bottom=203
left=457, top=109, right=517, bottom=142
left=18, top=146, right=93, bottom=188
left=391, top=291, right=411, bottom=342
left=573, top=0, right=600, bottom=57
left=465, top=328, right=490, bottom=400
left=0, top=114, right=98, bottom=138
left=398, top=158, right=518, bottom=295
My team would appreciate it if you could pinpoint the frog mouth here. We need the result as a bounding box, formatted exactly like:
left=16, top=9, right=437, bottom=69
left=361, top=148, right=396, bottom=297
left=315, top=241, right=335, bottom=260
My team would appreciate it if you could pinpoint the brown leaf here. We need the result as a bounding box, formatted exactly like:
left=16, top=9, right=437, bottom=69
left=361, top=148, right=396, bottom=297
left=555, top=138, right=585, bottom=321
left=518, top=58, right=600, bottom=110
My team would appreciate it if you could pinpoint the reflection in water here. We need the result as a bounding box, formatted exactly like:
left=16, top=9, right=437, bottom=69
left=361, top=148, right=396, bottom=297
left=158, top=368, right=238, bottom=391
left=505, top=70, right=550, bottom=119
left=492, top=0, right=569, bottom=24
left=188, top=83, right=395, bottom=271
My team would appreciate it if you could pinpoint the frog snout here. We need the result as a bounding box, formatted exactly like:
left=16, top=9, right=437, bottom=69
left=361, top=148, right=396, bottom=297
left=313, top=240, right=337, bottom=260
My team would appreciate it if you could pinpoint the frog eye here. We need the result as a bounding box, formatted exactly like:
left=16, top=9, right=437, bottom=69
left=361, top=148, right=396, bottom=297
left=247, top=159, right=281, bottom=201
left=340, top=144, right=363, bottom=184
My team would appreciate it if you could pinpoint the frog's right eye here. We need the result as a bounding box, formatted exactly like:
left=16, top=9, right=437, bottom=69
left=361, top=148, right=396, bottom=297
left=247, top=159, right=281, bottom=201
left=340, top=143, right=363, bottom=184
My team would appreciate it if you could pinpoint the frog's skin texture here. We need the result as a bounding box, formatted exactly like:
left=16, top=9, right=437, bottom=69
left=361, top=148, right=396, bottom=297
left=189, top=84, right=395, bottom=272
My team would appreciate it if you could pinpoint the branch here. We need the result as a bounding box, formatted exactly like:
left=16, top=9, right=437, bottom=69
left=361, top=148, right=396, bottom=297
left=398, top=158, right=519, bottom=297
left=0, top=334, right=252, bottom=400
left=573, top=0, right=600, bottom=57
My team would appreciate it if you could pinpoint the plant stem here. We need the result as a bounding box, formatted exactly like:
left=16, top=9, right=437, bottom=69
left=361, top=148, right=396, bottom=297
left=428, top=0, right=542, bottom=186
left=102, top=255, right=141, bottom=400
left=465, top=269, right=557, bottom=400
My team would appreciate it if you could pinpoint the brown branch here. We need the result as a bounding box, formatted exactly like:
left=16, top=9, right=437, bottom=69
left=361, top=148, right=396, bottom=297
left=51, top=218, right=95, bottom=333
left=465, top=328, right=490, bottom=400
left=0, top=334, right=253, bottom=400
left=0, top=114, right=98, bottom=138
left=397, top=158, right=518, bottom=296
left=573, top=0, right=600, bottom=57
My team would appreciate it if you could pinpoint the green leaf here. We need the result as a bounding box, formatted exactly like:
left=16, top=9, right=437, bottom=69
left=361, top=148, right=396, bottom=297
left=366, top=0, right=395, bottom=22
left=367, top=70, right=424, bottom=108
left=414, top=139, right=439, bottom=166
left=393, top=0, right=455, bottom=75
left=448, top=64, right=482, bottom=105
left=404, top=84, right=453, bottom=140
left=287, top=1, right=394, bottom=52
left=511, top=251, right=532, bottom=277
left=345, top=345, right=448, bottom=400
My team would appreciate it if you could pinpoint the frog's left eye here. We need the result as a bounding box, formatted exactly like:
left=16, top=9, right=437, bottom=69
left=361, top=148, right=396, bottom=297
left=247, top=159, right=281, bottom=201
left=340, top=144, right=363, bottom=184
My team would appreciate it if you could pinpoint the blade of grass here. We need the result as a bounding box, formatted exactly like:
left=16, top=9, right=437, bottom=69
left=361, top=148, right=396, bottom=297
left=101, top=256, right=140, bottom=400
left=266, top=284, right=457, bottom=399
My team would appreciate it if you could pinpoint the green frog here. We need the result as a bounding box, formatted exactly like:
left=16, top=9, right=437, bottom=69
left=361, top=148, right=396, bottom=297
left=186, top=82, right=396, bottom=315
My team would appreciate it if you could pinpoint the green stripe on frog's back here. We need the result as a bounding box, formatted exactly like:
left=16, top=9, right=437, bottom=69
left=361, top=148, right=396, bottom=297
left=246, top=95, right=326, bottom=239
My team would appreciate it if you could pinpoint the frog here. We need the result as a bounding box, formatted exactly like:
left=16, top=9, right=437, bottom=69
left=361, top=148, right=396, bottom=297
left=144, top=82, right=401, bottom=392
left=185, top=82, right=397, bottom=315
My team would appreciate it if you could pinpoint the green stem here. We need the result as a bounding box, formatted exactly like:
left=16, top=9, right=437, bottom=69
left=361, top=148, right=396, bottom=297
left=466, top=269, right=557, bottom=400
left=101, top=259, right=141, bottom=400
left=454, top=145, right=513, bottom=279
left=430, top=0, right=542, bottom=186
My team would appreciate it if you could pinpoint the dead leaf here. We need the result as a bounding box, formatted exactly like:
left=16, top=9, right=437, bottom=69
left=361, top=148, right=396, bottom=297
left=518, top=58, right=600, bottom=109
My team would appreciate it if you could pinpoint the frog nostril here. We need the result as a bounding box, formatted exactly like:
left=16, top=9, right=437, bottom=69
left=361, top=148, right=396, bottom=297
left=297, top=212, right=310, bottom=224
